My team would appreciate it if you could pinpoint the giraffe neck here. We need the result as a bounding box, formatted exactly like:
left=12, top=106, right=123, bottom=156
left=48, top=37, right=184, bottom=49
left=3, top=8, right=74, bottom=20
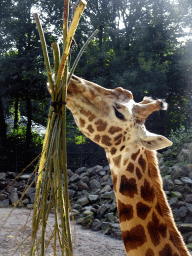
left=106, top=146, right=190, bottom=256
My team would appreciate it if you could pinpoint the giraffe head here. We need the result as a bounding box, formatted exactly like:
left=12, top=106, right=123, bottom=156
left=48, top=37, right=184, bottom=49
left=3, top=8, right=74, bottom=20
left=66, top=75, right=172, bottom=151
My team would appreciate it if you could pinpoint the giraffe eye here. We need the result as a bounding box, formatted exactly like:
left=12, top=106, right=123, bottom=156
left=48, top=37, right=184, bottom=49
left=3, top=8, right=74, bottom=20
left=113, top=106, right=125, bottom=121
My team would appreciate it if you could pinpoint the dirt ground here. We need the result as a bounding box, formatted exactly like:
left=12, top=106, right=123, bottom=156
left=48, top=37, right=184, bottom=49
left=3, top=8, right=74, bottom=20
left=0, top=208, right=126, bottom=256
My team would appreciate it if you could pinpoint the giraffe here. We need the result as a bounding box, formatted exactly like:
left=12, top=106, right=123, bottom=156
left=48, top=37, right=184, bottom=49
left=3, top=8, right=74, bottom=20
left=66, top=74, right=190, bottom=256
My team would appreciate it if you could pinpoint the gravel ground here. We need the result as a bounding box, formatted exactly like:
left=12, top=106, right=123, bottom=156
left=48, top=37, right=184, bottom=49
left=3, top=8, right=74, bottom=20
left=0, top=208, right=126, bottom=256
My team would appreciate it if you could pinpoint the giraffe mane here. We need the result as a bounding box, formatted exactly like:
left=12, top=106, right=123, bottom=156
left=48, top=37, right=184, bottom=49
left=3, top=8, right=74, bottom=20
left=145, top=149, right=190, bottom=256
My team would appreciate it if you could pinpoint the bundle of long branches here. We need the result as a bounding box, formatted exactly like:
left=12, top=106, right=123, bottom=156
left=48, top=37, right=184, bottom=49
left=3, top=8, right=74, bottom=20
left=30, top=1, right=87, bottom=255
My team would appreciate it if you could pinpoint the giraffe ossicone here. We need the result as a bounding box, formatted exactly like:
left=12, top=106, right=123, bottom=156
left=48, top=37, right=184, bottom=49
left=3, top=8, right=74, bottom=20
left=66, top=74, right=190, bottom=256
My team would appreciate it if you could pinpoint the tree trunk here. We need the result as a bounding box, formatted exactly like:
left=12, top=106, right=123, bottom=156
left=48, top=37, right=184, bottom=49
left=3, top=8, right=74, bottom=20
left=98, top=25, right=103, bottom=50
left=0, top=96, right=6, bottom=146
left=14, top=98, right=19, bottom=130
left=26, top=95, right=32, bottom=148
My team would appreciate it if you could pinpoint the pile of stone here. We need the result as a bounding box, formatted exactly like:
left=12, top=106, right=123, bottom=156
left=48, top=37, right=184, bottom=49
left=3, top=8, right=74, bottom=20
left=0, top=172, right=36, bottom=209
left=0, top=142, right=192, bottom=247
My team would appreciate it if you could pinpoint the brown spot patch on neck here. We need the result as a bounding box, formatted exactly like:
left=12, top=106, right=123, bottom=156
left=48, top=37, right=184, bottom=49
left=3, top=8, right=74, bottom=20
left=145, top=248, right=155, bottom=256
left=126, top=162, right=134, bottom=173
left=147, top=212, right=167, bottom=247
left=118, top=200, right=133, bottom=222
left=131, top=149, right=140, bottom=161
left=119, top=176, right=138, bottom=198
left=101, top=135, right=112, bottom=146
left=95, top=119, right=108, bottom=131
left=122, top=224, right=147, bottom=253
left=108, top=126, right=122, bottom=134
left=140, top=179, right=155, bottom=203
left=159, top=244, right=179, bottom=256
left=113, top=155, right=121, bottom=168
left=138, top=154, right=147, bottom=173
left=136, top=202, right=151, bottom=220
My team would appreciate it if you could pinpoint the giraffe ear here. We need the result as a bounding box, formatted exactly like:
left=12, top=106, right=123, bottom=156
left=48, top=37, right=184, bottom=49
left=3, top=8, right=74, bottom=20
left=138, top=127, right=172, bottom=150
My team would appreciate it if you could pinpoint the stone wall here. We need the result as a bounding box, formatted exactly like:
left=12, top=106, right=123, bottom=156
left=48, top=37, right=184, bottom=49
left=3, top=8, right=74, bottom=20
left=0, top=143, right=192, bottom=248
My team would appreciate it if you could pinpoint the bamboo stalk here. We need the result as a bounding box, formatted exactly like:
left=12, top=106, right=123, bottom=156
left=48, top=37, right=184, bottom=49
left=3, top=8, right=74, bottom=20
left=34, top=13, right=54, bottom=97
left=56, top=0, right=87, bottom=89
left=31, top=1, right=100, bottom=255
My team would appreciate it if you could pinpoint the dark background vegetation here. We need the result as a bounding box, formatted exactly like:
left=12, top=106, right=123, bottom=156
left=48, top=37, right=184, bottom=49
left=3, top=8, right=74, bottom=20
left=0, top=0, right=192, bottom=172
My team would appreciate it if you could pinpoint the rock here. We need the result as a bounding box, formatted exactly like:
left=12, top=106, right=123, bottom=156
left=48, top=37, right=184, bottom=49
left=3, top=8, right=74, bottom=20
left=171, top=166, right=182, bottom=180
left=163, top=179, right=174, bottom=191
left=95, top=165, right=104, bottom=174
left=178, top=206, right=188, bottom=218
left=101, top=222, right=111, bottom=235
left=174, top=179, right=183, bottom=185
left=0, top=199, right=9, bottom=207
left=100, top=191, right=115, bottom=201
left=110, top=203, right=117, bottom=211
left=10, top=192, right=19, bottom=205
left=92, top=219, right=102, bottom=231
left=185, top=195, right=192, bottom=203
left=69, top=173, right=80, bottom=183
left=164, top=175, right=172, bottom=180
left=184, top=217, right=192, bottom=224
left=72, top=209, right=80, bottom=218
left=81, top=176, right=89, bottom=184
left=186, top=204, right=192, bottom=214
left=184, top=185, right=192, bottom=193
left=107, top=212, right=116, bottom=222
left=19, top=174, right=31, bottom=180
left=6, top=172, right=16, bottom=179
left=111, top=228, right=122, bottom=239
left=72, top=203, right=83, bottom=211
left=0, top=193, right=7, bottom=201
left=26, top=204, right=33, bottom=209
left=68, top=189, right=76, bottom=198
left=174, top=185, right=184, bottom=193
left=87, top=167, right=97, bottom=177
left=28, top=193, right=36, bottom=204
left=76, top=196, right=89, bottom=206
left=99, top=185, right=111, bottom=194
left=81, top=215, right=94, bottom=229
left=83, top=209, right=94, bottom=217
left=171, top=191, right=182, bottom=198
left=101, top=178, right=113, bottom=187
left=67, top=169, right=73, bottom=177
left=99, top=170, right=106, bottom=176
left=169, top=197, right=178, bottom=207
left=182, top=164, right=192, bottom=174
left=0, top=172, right=6, bottom=180
left=88, top=194, right=99, bottom=203
left=89, top=179, right=101, bottom=190
left=25, top=187, right=35, bottom=196
left=90, top=189, right=100, bottom=195
left=97, top=203, right=110, bottom=217
left=78, top=180, right=89, bottom=191
left=7, top=186, right=17, bottom=193
left=181, top=177, right=192, bottom=185
left=76, top=167, right=86, bottom=175
left=160, top=166, right=169, bottom=174
left=178, top=224, right=192, bottom=233
left=22, top=198, right=29, bottom=204
left=178, top=149, right=191, bottom=162
left=103, top=166, right=110, bottom=173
